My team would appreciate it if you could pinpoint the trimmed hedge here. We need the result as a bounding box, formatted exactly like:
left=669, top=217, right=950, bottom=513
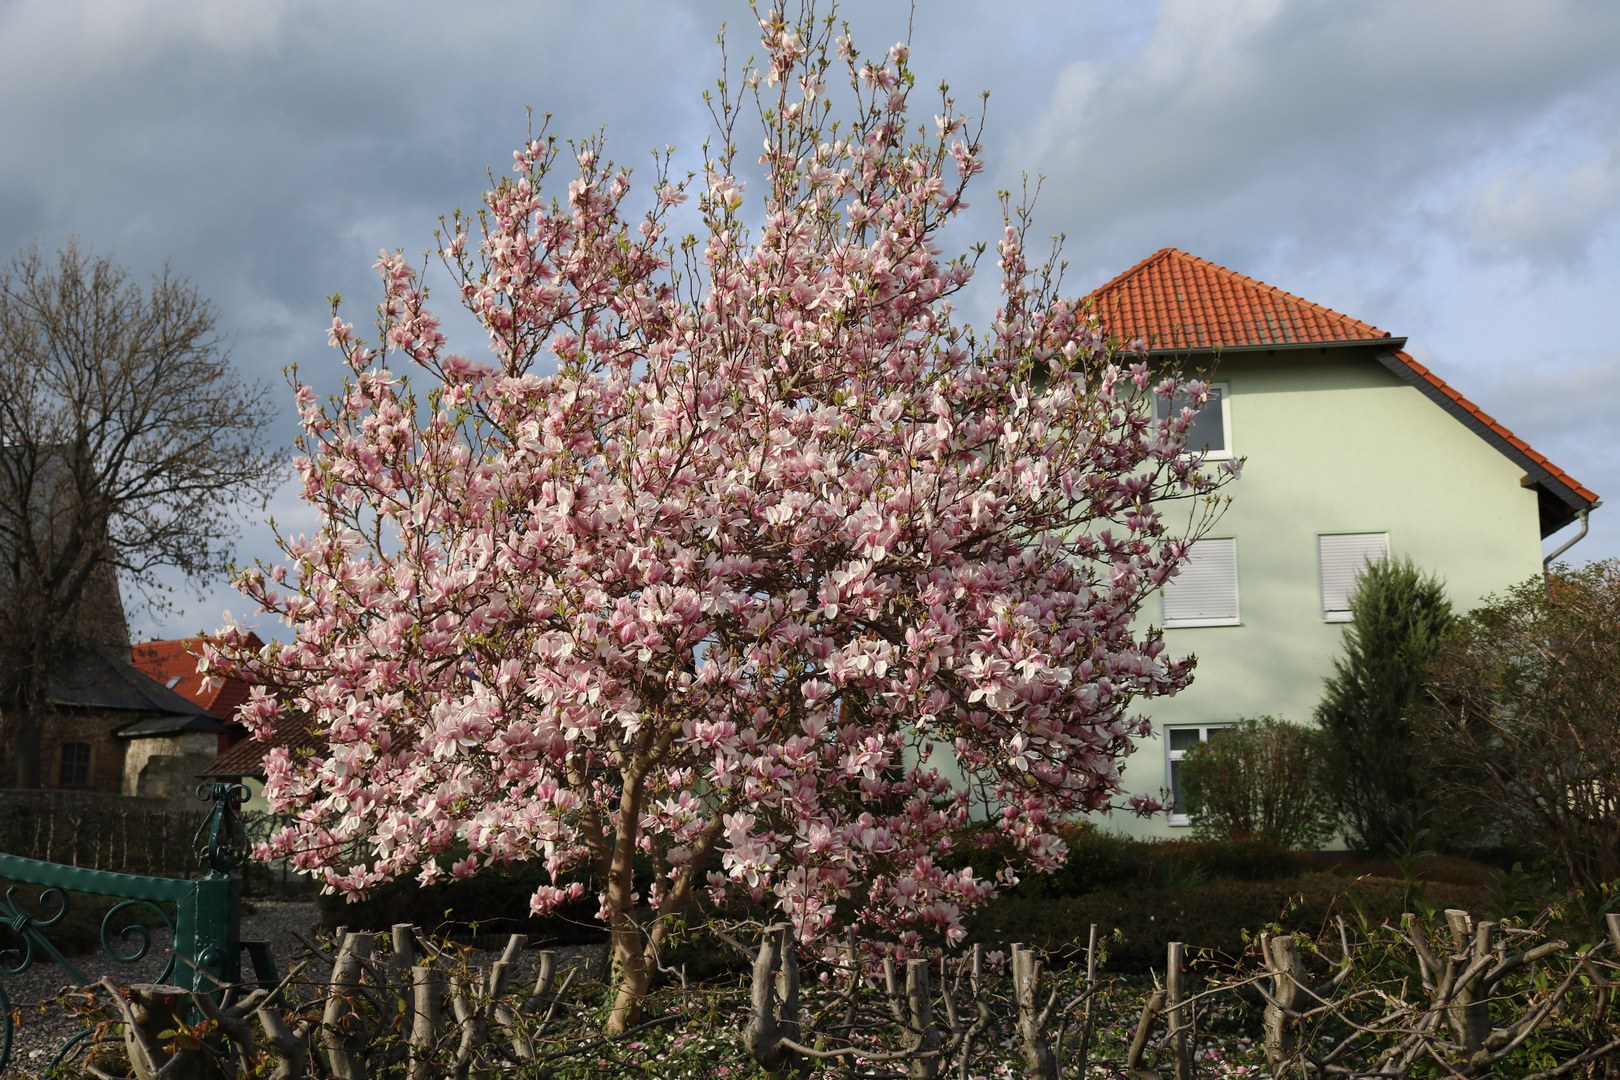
left=993, top=826, right=1312, bottom=901
left=312, top=826, right=1498, bottom=979
left=965, top=872, right=1492, bottom=972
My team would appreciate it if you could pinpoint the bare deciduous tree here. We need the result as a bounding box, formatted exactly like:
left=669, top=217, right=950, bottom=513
left=1416, top=560, right=1620, bottom=891
left=0, top=239, right=284, bottom=786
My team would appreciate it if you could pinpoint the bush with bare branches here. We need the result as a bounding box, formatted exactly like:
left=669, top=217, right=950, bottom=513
left=1416, top=560, right=1620, bottom=891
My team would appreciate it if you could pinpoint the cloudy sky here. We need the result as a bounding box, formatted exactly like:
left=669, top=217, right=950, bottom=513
left=2, top=0, right=1616, bottom=640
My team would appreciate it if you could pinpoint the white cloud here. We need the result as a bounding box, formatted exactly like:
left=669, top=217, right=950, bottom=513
left=1469, top=141, right=1620, bottom=262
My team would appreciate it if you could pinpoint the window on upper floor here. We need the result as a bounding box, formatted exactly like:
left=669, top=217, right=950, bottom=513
left=1156, top=381, right=1231, bottom=460
left=1166, top=723, right=1233, bottom=826
left=1162, top=537, right=1240, bottom=628
left=58, top=741, right=91, bottom=787
left=1318, top=533, right=1390, bottom=622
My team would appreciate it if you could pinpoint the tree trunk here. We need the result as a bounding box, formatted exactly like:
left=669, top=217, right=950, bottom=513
left=603, top=772, right=650, bottom=1035
left=607, top=922, right=651, bottom=1034
left=1011, top=944, right=1057, bottom=1080
left=1262, top=935, right=1312, bottom=1076
left=904, top=959, right=942, bottom=1080
left=1444, top=911, right=1494, bottom=1060
left=1166, top=942, right=1193, bottom=1080
left=14, top=705, right=43, bottom=788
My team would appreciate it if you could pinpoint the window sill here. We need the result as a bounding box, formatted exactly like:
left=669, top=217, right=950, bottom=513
left=1163, top=618, right=1242, bottom=628
left=1167, top=816, right=1191, bottom=827
left=1322, top=611, right=1353, bottom=623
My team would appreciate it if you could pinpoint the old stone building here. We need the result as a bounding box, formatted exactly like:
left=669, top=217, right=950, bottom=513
left=10, top=642, right=228, bottom=803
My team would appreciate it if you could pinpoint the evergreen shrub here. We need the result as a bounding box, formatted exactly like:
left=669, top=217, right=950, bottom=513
left=1315, top=556, right=1455, bottom=855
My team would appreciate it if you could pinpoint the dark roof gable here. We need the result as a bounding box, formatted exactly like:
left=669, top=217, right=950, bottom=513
left=48, top=642, right=214, bottom=716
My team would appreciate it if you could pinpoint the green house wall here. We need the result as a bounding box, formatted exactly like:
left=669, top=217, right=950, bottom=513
left=1112, top=344, right=1547, bottom=839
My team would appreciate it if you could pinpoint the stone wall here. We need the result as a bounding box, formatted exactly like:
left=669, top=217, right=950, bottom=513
left=122, top=732, right=219, bottom=802
left=0, top=707, right=130, bottom=792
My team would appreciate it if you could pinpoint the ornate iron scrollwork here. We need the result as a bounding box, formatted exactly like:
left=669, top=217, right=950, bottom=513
left=0, top=786, right=253, bottom=1074
left=192, top=781, right=252, bottom=875
left=102, top=898, right=178, bottom=985
left=0, top=884, right=86, bottom=984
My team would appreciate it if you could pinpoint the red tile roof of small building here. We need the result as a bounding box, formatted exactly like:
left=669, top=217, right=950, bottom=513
left=130, top=634, right=264, bottom=722
left=1086, top=249, right=1599, bottom=518
left=199, top=711, right=320, bottom=780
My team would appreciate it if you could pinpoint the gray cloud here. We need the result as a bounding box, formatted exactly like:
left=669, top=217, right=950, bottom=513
left=1468, top=138, right=1620, bottom=263
left=3, top=0, right=1616, bottom=639
left=1009, top=0, right=1620, bottom=284
left=1456, top=354, right=1620, bottom=566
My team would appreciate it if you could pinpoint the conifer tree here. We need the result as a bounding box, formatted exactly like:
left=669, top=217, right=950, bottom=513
left=1314, top=556, right=1454, bottom=854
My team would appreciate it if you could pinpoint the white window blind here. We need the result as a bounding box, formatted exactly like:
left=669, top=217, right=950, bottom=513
left=1319, top=533, right=1389, bottom=622
left=1162, top=537, right=1239, bottom=627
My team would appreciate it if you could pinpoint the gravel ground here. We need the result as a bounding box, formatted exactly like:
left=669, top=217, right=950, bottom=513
left=1, top=900, right=607, bottom=1078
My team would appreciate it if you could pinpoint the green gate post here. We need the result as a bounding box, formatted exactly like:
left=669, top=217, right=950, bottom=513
left=0, top=781, right=255, bottom=1075
left=187, top=782, right=249, bottom=992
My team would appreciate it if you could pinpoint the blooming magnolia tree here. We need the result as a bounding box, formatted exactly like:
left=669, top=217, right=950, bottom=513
left=212, top=4, right=1236, bottom=1029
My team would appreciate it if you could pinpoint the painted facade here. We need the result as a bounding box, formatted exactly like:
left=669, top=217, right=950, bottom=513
left=1085, top=251, right=1600, bottom=839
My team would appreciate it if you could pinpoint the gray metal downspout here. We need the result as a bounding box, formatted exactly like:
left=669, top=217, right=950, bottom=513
left=1543, top=502, right=1600, bottom=588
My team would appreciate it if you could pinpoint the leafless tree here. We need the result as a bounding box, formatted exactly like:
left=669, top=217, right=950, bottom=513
left=0, top=239, right=284, bottom=786
left=1415, top=560, right=1620, bottom=891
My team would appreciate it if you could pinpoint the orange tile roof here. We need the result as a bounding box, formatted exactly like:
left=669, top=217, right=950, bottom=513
left=1087, top=249, right=1599, bottom=527
left=1088, top=248, right=1390, bottom=350
left=130, top=633, right=264, bottom=722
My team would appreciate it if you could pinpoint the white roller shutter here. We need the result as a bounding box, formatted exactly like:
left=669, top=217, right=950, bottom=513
left=1319, top=533, right=1389, bottom=621
left=1162, top=537, right=1239, bottom=627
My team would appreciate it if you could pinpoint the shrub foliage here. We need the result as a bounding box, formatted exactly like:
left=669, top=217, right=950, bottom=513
left=1416, top=560, right=1620, bottom=892
left=1178, top=715, right=1338, bottom=849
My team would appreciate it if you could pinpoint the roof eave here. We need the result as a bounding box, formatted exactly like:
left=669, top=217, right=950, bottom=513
left=197, top=763, right=267, bottom=780
left=113, top=715, right=229, bottom=737
left=1373, top=348, right=1600, bottom=537
left=1143, top=336, right=1407, bottom=358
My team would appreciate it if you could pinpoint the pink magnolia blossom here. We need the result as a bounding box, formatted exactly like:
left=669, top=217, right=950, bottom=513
left=209, top=3, right=1234, bottom=1032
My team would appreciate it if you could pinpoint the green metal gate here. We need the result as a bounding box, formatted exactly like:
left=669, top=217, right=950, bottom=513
left=0, top=782, right=250, bottom=1072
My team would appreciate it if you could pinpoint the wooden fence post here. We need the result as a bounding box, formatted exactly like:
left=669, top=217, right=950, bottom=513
left=1167, top=941, right=1192, bottom=1080
left=1010, top=943, right=1057, bottom=1080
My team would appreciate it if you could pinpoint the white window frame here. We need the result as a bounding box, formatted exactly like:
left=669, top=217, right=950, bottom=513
left=1162, top=536, right=1240, bottom=628
left=1166, top=723, right=1233, bottom=826
left=1157, top=381, right=1232, bottom=461
left=1318, top=532, right=1390, bottom=623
